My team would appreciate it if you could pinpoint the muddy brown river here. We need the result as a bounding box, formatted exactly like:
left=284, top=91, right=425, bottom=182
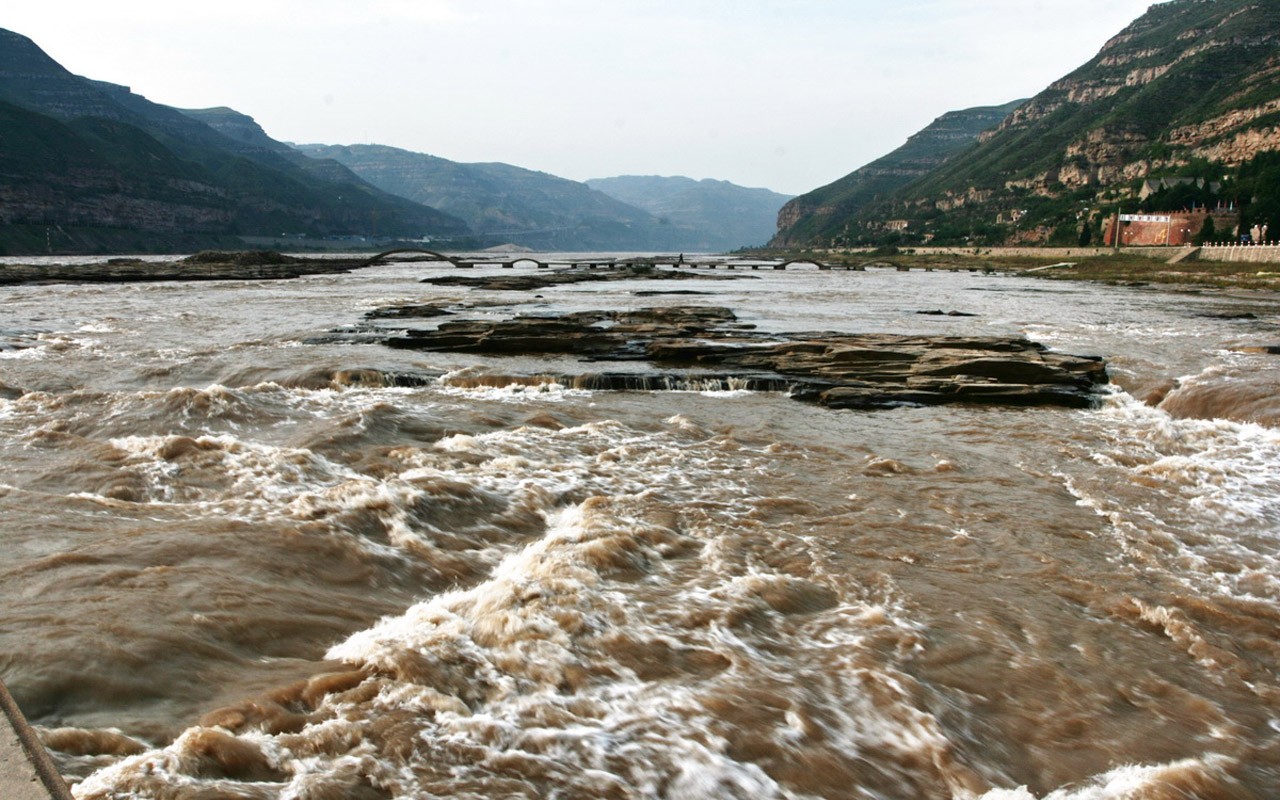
left=2, top=258, right=1279, bottom=798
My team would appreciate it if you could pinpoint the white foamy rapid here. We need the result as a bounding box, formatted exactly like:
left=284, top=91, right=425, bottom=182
left=1, top=264, right=1278, bottom=797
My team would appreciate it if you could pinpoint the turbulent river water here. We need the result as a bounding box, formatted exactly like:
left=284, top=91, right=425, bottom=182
left=3, top=257, right=1280, bottom=799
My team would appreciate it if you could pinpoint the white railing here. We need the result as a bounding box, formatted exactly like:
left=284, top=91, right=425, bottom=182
left=1196, top=242, right=1280, bottom=263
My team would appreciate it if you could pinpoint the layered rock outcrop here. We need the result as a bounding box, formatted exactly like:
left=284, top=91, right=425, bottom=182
left=375, top=306, right=1108, bottom=410
left=769, top=101, right=1024, bottom=247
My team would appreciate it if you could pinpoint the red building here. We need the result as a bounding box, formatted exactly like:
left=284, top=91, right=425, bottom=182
left=1104, top=208, right=1238, bottom=246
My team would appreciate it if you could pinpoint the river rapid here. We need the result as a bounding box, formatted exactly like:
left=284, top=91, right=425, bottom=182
left=3, top=258, right=1280, bottom=799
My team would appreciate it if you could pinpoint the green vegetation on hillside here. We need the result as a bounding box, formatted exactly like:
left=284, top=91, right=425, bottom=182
left=296, top=143, right=671, bottom=251
left=296, top=145, right=790, bottom=251
left=0, top=28, right=468, bottom=254
left=776, top=0, right=1280, bottom=250
left=770, top=101, right=1025, bottom=247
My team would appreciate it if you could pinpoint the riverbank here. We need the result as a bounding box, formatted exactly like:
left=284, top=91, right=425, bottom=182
left=752, top=247, right=1280, bottom=290
left=5, top=247, right=1280, bottom=291
left=0, top=251, right=368, bottom=285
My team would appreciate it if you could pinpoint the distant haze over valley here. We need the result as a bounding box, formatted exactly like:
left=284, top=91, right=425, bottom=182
left=586, top=176, right=791, bottom=253
left=295, top=144, right=791, bottom=252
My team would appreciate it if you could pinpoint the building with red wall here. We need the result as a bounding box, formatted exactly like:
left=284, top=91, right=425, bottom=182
left=1104, top=208, right=1239, bottom=246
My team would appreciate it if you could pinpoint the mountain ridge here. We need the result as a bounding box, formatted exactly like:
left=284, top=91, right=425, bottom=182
left=297, top=144, right=792, bottom=251
left=769, top=100, right=1025, bottom=247
left=294, top=142, right=665, bottom=251
left=0, top=28, right=468, bottom=253
left=774, top=0, right=1280, bottom=247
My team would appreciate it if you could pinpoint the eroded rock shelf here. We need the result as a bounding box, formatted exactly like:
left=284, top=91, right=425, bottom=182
left=377, top=305, right=1108, bottom=410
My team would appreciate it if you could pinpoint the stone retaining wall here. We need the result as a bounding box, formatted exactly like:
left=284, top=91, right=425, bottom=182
left=823, top=244, right=1280, bottom=264
left=825, top=246, right=1187, bottom=259
left=1197, top=244, right=1280, bottom=264
left=0, top=680, right=73, bottom=799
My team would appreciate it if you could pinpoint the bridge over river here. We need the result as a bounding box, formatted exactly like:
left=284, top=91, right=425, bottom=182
left=361, top=249, right=992, bottom=273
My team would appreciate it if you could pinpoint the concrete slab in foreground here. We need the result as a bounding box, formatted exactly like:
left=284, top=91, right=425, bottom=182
left=0, top=679, right=74, bottom=800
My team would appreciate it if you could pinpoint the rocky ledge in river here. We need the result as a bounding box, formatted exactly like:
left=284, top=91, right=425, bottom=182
left=379, top=305, right=1108, bottom=409
left=0, top=251, right=366, bottom=285
left=421, top=264, right=750, bottom=292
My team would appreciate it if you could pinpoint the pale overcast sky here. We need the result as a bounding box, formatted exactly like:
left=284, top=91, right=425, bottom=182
left=8, top=1, right=1158, bottom=195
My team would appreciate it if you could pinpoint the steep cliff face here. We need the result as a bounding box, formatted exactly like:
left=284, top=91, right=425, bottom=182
left=180, top=107, right=291, bottom=153
left=180, top=107, right=377, bottom=184
left=0, top=30, right=124, bottom=120
left=770, top=101, right=1024, bottom=247
left=959, top=0, right=1280, bottom=192
left=0, top=101, right=230, bottom=229
left=781, top=0, right=1280, bottom=247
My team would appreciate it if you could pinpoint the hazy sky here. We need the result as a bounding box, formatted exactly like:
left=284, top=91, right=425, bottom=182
left=8, top=0, right=1158, bottom=195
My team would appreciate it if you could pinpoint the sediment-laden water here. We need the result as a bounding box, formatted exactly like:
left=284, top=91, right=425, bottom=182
left=3, top=258, right=1280, bottom=799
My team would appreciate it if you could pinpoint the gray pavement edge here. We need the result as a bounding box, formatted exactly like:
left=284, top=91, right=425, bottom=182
left=0, top=678, right=74, bottom=800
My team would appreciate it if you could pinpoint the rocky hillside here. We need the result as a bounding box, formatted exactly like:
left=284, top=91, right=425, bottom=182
left=778, top=0, right=1280, bottom=247
left=586, top=176, right=791, bottom=251
left=294, top=143, right=670, bottom=251
left=179, top=107, right=388, bottom=186
left=0, top=29, right=468, bottom=254
left=768, top=101, right=1024, bottom=247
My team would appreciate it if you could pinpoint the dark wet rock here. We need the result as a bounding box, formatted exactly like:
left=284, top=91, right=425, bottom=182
left=0, top=339, right=35, bottom=354
left=633, top=289, right=714, bottom=297
left=327, top=369, right=440, bottom=389
left=378, top=305, right=1108, bottom=409
left=423, top=273, right=572, bottom=291
left=365, top=303, right=455, bottom=320
left=0, top=251, right=366, bottom=285
left=278, top=367, right=442, bottom=389
left=1232, top=344, right=1280, bottom=355
left=1197, top=311, right=1258, bottom=320
left=183, top=250, right=294, bottom=266
left=421, top=264, right=750, bottom=292
left=916, top=309, right=979, bottom=317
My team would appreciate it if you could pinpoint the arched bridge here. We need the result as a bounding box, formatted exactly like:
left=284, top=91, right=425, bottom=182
left=356, top=250, right=954, bottom=272
left=362, top=248, right=461, bottom=267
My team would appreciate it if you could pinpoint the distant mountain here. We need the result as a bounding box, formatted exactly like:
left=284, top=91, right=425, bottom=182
left=0, top=29, right=467, bottom=254
left=180, top=107, right=385, bottom=185
left=294, top=143, right=663, bottom=251
left=587, top=176, right=792, bottom=251
left=777, top=0, right=1280, bottom=247
left=769, top=101, right=1024, bottom=247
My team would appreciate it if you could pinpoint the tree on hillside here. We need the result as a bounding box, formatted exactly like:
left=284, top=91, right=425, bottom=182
left=1193, top=215, right=1216, bottom=245
left=1236, top=154, right=1280, bottom=240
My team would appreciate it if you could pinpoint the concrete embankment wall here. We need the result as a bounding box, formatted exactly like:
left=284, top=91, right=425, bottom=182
left=825, top=246, right=1187, bottom=259
left=825, top=245, right=1280, bottom=264
left=0, top=680, right=73, bottom=800
left=1197, top=244, right=1280, bottom=264
left=910, top=246, right=1128, bottom=258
